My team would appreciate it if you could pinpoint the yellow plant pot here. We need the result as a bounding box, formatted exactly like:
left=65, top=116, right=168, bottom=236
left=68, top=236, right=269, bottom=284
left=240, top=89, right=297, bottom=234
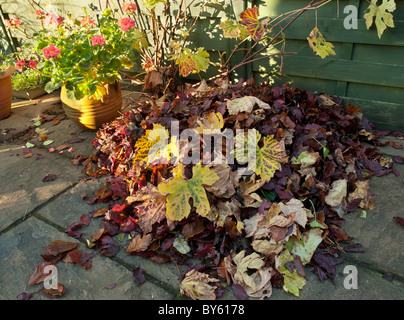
left=60, top=81, right=122, bottom=131
left=0, top=67, right=15, bottom=120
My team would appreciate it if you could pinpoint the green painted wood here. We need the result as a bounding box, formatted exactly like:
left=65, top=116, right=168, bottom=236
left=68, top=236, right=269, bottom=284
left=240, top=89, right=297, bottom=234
left=253, top=56, right=404, bottom=89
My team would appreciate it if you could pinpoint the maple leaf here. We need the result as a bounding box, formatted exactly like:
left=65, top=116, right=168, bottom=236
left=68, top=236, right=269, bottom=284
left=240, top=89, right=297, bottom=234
left=235, top=130, right=285, bottom=182
left=219, top=20, right=248, bottom=40
left=134, top=124, right=174, bottom=166
left=275, top=250, right=306, bottom=297
left=135, top=192, right=167, bottom=234
left=239, top=6, right=267, bottom=42
left=227, top=251, right=273, bottom=299
left=256, top=135, right=286, bottom=182
left=287, top=228, right=324, bottom=265
left=142, top=0, right=166, bottom=10
left=158, top=163, right=219, bottom=221
left=307, top=27, right=336, bottom=59
left=195, top=112, right=224, bottom=135
left=191, top=48, right=210, bottom=73
left=180, top=269, right=218, bottom=300
left=364, top=0, right=396, bottom=39
left=176, top=51, right=197, bottom=77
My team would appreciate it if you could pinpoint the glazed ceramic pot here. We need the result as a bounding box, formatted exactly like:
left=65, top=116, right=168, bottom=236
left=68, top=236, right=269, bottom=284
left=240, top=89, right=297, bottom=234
left=0, top=66, right=15, bottom=120
left=60, top=81, right=122, bottom=131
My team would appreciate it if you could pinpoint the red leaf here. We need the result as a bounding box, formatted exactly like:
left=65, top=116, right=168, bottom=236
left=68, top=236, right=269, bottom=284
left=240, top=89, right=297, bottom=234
left=394, top=216, right=404, bottom=227
left=28, top=262, right=53, bottom=286
left=42, top=240, right=78, bottom=256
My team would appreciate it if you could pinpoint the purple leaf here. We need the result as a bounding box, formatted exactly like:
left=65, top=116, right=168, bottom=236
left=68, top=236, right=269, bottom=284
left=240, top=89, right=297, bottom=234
left=133, top=267, right=146, bottom=285
left=104, top=283, right=117, bottom=290
left=393, top=156, right=403, bottom=164
left=17, top=292, right=35, bottom=300
left=232, top=283, right=249, bottom=300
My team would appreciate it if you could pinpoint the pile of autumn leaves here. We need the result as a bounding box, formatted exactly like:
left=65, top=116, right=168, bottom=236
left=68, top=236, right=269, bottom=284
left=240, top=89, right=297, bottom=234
left=81, top=80, right=398, bottom=300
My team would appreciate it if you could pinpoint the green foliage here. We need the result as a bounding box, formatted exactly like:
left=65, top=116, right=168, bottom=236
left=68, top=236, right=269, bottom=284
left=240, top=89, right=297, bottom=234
left=11, top=68, right=49, bottom=91
left=26, top=8, right=143, bottom=100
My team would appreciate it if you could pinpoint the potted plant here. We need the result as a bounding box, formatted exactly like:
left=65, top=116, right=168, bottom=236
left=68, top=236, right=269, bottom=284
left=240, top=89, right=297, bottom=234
left=8, top=8, right=144, bottom=130
left=12, top=55, right=49, bottom=99
left=0, top=53, right=15, bottom=120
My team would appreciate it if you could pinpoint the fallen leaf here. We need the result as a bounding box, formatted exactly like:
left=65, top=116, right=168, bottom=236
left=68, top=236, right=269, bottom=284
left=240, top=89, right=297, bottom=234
left=394, top=216, right=404, bottom=227
left=42, top=173, right=57, bottom=182
left=325, top=179, right=347, bottom=207
left=158, top=163, right=219, bottom=221
left=232, top=283, right=249, bottom=300
left=180, top=269, right=218, bottom=300
left=348, top=180, right=375, bottom=210
left=275, top=250, right=306, bottom=297
left=227, top=250, right=273, bottom=299
left=28, top=262, right=53, bottom=286
left=133, top=267, right=146, bottom=285
left=226, top=96, right=270, bottom=115
left=289, top=228, right=323, bottom=264
left=126, top=233, right=153, bottom=253
left=104, top=283, right=117, bottom=290
left=41, top=283, right=65, bottom=298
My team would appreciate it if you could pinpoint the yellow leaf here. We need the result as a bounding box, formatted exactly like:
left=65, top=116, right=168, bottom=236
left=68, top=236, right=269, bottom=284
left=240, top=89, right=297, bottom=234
left=307, top=27, right=336, bottom=59
left=256, top=135, right=285, bottom=182
left=195, top=112, right=224, bottom=135
left=158, top=163, right=219, bottom=221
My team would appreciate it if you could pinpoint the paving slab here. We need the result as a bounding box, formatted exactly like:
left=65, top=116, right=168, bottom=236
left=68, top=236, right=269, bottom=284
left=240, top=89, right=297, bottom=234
left=0, top=216, right=173, bottom=300
left=343, top=152, right=404, bottom=279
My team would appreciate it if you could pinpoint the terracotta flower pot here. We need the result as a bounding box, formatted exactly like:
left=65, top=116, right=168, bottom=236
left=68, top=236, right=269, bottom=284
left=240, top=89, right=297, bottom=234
left=0, top=66, right=15, bottom=120
left=60, top=81, right=122, bottom=131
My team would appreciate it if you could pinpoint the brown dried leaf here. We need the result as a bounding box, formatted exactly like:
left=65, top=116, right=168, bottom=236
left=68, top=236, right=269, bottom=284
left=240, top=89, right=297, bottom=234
left=126, top=233, right=153, bottom=253
left=180, top=269, right=218, bottom=300
left=348, top=180, right=375, bottom=210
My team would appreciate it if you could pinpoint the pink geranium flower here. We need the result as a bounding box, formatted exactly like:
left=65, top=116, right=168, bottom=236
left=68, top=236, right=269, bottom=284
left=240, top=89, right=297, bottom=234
left=15, top=59, right=26, bottom=72
left=43, top=13, right=64, bottom=27
left=122, top=2, right=137, bottom=12
left=5, top=16, right=22, bottom=29
left=42, top=44, right=61, bottom=59
left=117, top=17, right=135, bottom=31
left=91, top=35, right=106, bottom=46
left=81, top=16, right=96, bottom=27
left=29, top=60, right=38, bottom=69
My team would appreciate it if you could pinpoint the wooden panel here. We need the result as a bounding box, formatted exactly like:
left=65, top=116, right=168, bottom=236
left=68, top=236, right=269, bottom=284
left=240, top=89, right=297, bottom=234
left=253, top=55, right=404, bottom=89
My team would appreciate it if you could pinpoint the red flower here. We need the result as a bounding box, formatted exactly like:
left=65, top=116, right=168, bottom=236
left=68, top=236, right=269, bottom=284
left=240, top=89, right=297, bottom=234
left=15, top=59, right=26, bottom=72
left=122, top=2, right=137, bottom=13
left=35, top=10, right=45, bottom=17
left=29, top=60, right=38, bottom=69
left=43, top=13, right=64, bottom=27
left=42, top=44, right=61, bottom=59
left=5, top=16, right=21, bottom=29
left=81, top=16, right=96, bottom=27
left=117, top=17, right=135, bottom=31
left=91, top=35, right=106, bottom=46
